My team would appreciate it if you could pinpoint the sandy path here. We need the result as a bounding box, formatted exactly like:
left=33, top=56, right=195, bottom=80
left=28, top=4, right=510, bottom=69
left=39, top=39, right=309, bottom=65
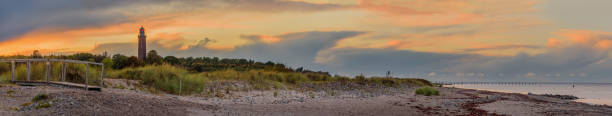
left=1, top=82, right=611, bottom=116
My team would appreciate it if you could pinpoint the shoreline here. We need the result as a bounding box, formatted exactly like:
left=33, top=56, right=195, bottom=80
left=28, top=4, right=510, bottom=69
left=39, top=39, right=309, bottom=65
left=445, top=84, right=612, bottom=106
left=1, top=82, right=611, bottom=115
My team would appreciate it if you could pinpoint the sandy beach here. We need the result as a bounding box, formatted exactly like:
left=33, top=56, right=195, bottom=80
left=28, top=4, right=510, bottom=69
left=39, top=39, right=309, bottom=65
left=1, top=80, right=611, bottom=116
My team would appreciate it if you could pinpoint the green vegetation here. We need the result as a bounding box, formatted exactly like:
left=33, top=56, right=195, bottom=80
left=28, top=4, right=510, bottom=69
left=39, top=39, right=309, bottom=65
left=328, top=90, right=336, bottom=96
left=309, top=92, right=316, bottom=98
left=35, top=101, right=51, bottom=109
left=0, top=50, right=434, bottom=96
left=20, top=102, right=32, bottom=107
left=32, top=93, right=49, bottom=102
left=415, top=87, right=440, bottom=96
left=108, top=64, right=204, bottom=95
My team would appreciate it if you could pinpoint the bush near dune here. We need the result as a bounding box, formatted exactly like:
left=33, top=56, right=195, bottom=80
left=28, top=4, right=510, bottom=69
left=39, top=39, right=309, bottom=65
left=0, top=52, right=434, bottom=96
left=107, top=64, right=434, bottom=96
left=415, top=87, right=440, bottom=96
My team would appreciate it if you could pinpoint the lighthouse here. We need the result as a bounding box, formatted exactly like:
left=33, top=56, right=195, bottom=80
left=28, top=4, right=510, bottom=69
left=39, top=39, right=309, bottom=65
left=138, top=26, right=147, bottom=61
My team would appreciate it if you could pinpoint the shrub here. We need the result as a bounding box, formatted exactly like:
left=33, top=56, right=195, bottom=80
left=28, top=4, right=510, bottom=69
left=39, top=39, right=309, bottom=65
left=32, top=93, right=48, bottom=102
left=104, top=64, right=436, bottom=95
left=21, top=102, right=32, bottom=107
left=329, top=91, right=336, bottom=96
left=274, top=91, right=278, bottom=97
left=415, top=87, right=440, bottom=96
left=35, top=101, right=51, bottom=109
left=108, top=64, right=205, bottom=95
left=309, top=92, right=316, bottom=98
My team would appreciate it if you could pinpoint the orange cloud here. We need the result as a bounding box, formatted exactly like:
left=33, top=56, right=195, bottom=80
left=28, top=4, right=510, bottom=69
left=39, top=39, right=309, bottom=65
left=358, top=0, right=482, bottom=26
left=259, top=35, right=282, bottom=44
left=357, top=0, right=538, bottom=27
left=0, top=10, right=253, bottom=56
left=546, top=38, right=562, bottom=48
left=551, top=29, right=612, bottom=50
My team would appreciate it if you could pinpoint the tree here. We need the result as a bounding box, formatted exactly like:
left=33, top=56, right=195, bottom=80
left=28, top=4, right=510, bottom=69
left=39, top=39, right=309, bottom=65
left=72, top=53, right=94, bottom=61
left=102, top=58, right=113, bottom=69
left=127, top=56, right=143, bottom=67
left=112, top=54, right=128, bottom=69
left=296, top=67, right=304, bottom=72
left=356, top=73, right=366, bottom=82
left=163, top=56, right=180, bottom=65
left=31, top=50, right=42, bottom=58
left=146, top=50, right=163, bottom=65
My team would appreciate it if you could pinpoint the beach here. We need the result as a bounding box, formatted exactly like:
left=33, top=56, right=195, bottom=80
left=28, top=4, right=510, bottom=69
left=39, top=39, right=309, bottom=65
left=1, top=80, right=611, bottom=116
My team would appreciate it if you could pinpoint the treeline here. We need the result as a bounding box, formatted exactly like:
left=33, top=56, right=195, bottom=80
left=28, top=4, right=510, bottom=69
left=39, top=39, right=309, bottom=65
left=1, top=50, right=329, bottom=75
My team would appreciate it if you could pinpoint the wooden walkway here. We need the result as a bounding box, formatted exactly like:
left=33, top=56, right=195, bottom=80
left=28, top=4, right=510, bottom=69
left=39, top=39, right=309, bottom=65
left=1, top=59, right=105, bottom=91
left=14, top=81, right=101, bottom=91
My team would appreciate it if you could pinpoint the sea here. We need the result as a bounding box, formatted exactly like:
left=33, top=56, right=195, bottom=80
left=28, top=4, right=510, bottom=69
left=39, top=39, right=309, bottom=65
left=444, top=83, right=612, bottom=106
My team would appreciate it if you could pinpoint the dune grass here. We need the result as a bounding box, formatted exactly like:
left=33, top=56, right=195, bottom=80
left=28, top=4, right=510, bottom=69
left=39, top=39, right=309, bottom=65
left=32, top=93, right=49, bottom=102
left=108, top=64, right=205, bottom=95
left=106, top=64, right=434, bottom=95
left=0, top=62, right=433, bottom=96
left=415, top=87, right=440, bottom=96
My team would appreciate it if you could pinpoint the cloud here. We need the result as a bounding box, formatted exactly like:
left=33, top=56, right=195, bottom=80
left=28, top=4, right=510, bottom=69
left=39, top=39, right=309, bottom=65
left=90, top=29, right=612, bottom=82
left=0, top=0, right=128, bottom=41
left=93, top=31, right=365, bottom=68
left=315, top=48, right=481, bottom=75
left=318, top=29, right=612, bottom=82
left=357, top=0, right=540, bottom=27
left=327, top=0, right=547, bottom=56
left=0, top=0, right=349, bottom=56
left=0, top=0, right=345, bottom=42
left=459, top=44, right=542, bottom=52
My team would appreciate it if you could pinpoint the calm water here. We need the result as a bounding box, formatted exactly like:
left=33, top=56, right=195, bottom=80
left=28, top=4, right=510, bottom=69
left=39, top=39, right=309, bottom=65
left=444, top=83, right=612, bottom=105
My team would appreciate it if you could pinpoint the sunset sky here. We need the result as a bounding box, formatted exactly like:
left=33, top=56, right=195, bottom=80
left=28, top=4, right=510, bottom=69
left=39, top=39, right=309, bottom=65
left=2, top=0, right=612, bottom=82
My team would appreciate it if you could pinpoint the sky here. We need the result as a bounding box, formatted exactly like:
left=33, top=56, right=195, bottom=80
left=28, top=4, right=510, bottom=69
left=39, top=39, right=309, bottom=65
left=1, top=0, right=612, bottom=82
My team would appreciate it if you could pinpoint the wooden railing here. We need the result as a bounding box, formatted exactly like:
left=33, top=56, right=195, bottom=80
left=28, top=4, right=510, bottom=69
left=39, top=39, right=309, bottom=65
left=0, top=59, right=105, bottom=90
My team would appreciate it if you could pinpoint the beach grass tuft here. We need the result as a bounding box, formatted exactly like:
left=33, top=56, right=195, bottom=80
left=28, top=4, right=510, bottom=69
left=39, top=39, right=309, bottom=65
left=32, top=93, right=49, bottom=102
left=415, top=87, right=440, bottom=96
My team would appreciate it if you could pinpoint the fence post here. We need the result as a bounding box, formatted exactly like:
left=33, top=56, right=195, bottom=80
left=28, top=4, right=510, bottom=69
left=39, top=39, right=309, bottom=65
left=46, top=60, right=50, bottom=84
left=179, top=79, right=182, bottom=96
left=100, top=64, right=104, bottom=88
left=11, top=60, right=15, bottom=82
left=62, top=61, right=66, bottom=82
left=27, top=60, right=31, bottom=81
left=85, top=63, right=89, bottom=90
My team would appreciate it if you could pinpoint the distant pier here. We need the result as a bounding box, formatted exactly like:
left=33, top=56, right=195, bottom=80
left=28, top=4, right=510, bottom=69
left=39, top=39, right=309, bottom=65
left=434, top=81, right=611, bottom=85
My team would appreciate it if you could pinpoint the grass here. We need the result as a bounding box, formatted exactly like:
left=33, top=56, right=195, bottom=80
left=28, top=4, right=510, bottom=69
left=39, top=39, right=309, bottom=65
left=0, top=62, right=102, bottom=86
left=103, top=64, right=433, bottom=96
left=32, top=93, right=49, bottom=102
left=415, top=87, right=440, bottom=96
left=108, top=64, right=205, bottom=95
left=328, top=91, right=336, bottom=96
left=20, top=102, right=32, bottom=107
left=309, top=92, right=316, bottom=98
left=0, top=61, right=433, bottom=96
left=35, top=101, right=51, bottom=109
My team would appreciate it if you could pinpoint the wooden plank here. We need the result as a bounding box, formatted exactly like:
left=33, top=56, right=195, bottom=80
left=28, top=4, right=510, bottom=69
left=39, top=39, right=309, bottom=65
left=2, top=58, right=105, bottom=91
left=14, top=81, right=101, bottom=91
left=27, top=61, right=30, bottom=81
left=0, top=59, right=103, bottom=65
left=11, top=61, right=15, bottom=82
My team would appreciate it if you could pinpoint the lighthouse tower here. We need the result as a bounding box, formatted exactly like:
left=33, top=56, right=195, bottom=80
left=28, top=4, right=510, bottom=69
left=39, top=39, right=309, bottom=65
left=138, top=26, right=147, bottom=61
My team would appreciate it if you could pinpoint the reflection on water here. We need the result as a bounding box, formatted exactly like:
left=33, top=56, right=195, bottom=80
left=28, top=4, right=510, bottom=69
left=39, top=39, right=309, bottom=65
left=444, top=83, right=612, bottom=105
